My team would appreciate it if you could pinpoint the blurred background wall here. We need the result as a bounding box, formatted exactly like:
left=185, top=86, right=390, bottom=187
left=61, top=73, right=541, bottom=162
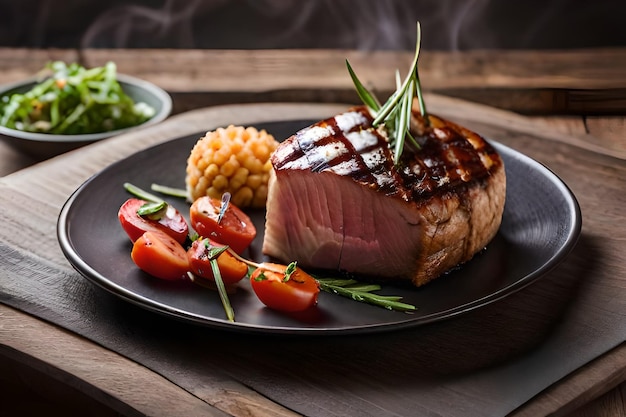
left=0, top=0, right=624, bottom=51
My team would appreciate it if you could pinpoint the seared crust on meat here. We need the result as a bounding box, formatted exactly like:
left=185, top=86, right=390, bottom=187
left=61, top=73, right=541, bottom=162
left=408, top=164, right=505, bottom=286
left=262, top=105, right=505, bottom=287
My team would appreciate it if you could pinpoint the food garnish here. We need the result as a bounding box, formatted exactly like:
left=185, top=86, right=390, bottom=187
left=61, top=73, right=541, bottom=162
left=136, top=201, right=167, bottom=218
left=196, top=243, right=235, bottom=322
left=150, top=183, right=188, bottom=199
left=316, top=277, right=416, bottom=312
left=118, top=198, right=188, bottom=244
left=227, top=252, right=416, bottom=313
left=124, top=182, right=165, bottom=203
left=0, top=61, right=155, bottom=135
left=346, top=21, right=428, bottom=164
left=283, top=261, right=297, bottom=282
left=187, top=238, right=248, bottom=285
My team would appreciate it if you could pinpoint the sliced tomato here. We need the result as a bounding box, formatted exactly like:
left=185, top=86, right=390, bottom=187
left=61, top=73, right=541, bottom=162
left=187, top=238, right=248, bottom=285
left=131, top=231, right=189, bottom=280
left=250, top=263, right=320, bottom=312
left=189, top=196, right=256, bottom=254
left=118, top=198, right=188, bottom=244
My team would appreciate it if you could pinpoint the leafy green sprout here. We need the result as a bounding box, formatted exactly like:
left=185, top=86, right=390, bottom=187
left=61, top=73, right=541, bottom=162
left=346, top=21, right=429, bottom=165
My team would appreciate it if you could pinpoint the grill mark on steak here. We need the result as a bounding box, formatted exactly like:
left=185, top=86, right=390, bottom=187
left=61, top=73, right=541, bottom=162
left=274, top=107, right=404, bottom=194
left=400, top=115, right=498, bottom=201
left=272, top=106, right=502, bottom=203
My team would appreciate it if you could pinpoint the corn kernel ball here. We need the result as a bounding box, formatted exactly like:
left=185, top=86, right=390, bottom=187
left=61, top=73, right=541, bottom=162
left=185, top=125, right=279, bottom=208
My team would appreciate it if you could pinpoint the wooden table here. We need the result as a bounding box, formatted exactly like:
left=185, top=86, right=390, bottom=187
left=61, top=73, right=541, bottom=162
left=0, top=48, right=624, bottom=416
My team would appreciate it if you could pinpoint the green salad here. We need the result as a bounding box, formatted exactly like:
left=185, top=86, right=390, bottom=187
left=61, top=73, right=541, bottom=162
left=0, top=61, right=155, bottom=135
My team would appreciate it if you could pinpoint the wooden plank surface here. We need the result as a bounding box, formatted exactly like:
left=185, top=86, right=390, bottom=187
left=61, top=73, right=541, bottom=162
left=1, top=306, right=624, bottom=417
left=0, top=98, right=624, bottom=416
left=1, top=48, right=625, bottom=114
left=0, top=302, right=298, bottom=417
left=83, top=48, right=626, bottom=115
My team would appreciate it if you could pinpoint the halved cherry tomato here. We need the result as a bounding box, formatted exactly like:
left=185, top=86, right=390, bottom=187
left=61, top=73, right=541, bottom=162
left=187, top=238, right=248, bottom=285
left=189, top=196, right=256, bottom=254
left=131, top=231, right=189, bottom=280
left=250, top=263, right=320, bottom=312
left=118, top=198, right=188, bottom=244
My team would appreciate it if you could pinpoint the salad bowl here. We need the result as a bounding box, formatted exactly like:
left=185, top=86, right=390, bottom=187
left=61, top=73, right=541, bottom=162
left=0, top=73, right=172, bottom=159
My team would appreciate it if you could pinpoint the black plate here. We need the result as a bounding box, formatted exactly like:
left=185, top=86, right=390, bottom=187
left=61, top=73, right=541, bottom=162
left=57, top=120, right=581, bottom=335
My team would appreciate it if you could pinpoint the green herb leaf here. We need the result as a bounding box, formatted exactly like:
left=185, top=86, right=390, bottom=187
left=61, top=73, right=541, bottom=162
left=254, top=270, right=267, bottom=281
left=124, top=182, right=164, bottom=203
left=347, top=21, right=427, bottom=164
left=137, top=201, right=167, bottom=219
left=205, top=242, right=229, bottom=260
left=150, top=183, right=188, bottom=199
left=314, top=278, right=359, bottom=287
left=210, top=258, right=235, bottom=322
left=283, top=261, right=297, bottom=282
left=346, top=60, right=381, bottom=112
left=315, top=277, right=417, bottom=312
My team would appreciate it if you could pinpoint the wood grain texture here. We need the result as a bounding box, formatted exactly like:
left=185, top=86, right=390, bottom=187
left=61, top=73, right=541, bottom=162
left=0, top=99, right=624, bottom=416
left=1, top=48, right=625, bottom=114
left=0, top=304, right=296, bottom=417
left=570, top=381, right=626, bottom=417
left=0, top=305, right=225, bottom=417
left=0, top=48, right=78, bottom=82
left=85, top=48, right=626, bottom=114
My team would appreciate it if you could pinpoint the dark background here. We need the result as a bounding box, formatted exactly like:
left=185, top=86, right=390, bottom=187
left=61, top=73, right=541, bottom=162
left=1, top=0, right=624, bottom=51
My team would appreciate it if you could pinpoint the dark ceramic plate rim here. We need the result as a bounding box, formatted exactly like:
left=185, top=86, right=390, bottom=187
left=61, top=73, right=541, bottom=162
left=0, top=74, right=172, bottom=143
left=57, top=122, right=582, bottom=335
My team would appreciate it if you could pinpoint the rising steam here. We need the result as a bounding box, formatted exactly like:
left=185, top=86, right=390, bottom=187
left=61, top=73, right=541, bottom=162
left=74, top=0, right=624, bottom=51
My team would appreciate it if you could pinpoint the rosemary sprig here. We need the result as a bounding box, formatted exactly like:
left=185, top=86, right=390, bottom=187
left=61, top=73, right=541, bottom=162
left=346, top=21, right=428, bottom=164
left=316, top=277, right=417, bottom=312
left=150, top=183, right=188, bottom=199
left=346, top=60, right=381, bottom=113
left=188, top=243, right=235, bottom=322
left=209, top=256, right=235, bottom=322
left=124, top=182, right=164, bottom=203
left=225, top=250, right=418, bottom=313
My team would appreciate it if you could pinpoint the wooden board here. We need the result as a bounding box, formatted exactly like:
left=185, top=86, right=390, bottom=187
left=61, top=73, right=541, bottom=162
left=1, top=48, right=626, bottom=114
left=0, top=99, right=624, bottom=416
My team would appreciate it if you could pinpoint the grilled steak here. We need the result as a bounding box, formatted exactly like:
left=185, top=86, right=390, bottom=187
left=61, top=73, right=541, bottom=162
left=262, top=105, right=506, bottom=287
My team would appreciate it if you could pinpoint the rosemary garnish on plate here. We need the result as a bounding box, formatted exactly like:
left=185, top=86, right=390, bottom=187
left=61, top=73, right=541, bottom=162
left=346, top=21, right=428, bottom=165
left=316, top=277, right=417, bottom=312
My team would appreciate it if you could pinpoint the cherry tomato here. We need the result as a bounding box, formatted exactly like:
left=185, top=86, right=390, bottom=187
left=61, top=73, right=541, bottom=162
left=250, top=263, right=320, bottom=312
left=187, top=238, right=248, bottom=285
left=131, top=231, right=189, bottom=280
left=189, top=196, right=256, bottom=254
left=118, top=198, right=189, bottom=244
